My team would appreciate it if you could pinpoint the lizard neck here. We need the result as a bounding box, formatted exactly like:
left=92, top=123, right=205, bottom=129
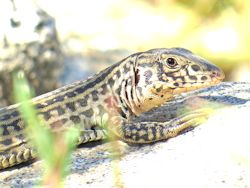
left=107, top=54, right=140, bottom=118
left=110, top=54, right=157, bottom=117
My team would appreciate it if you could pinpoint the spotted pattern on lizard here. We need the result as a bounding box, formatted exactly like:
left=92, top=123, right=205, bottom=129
left=0, top=48, right=224, bottom=169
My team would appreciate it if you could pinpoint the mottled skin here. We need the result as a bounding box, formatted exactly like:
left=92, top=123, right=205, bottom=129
left=0, top=48, right=224, bottom=169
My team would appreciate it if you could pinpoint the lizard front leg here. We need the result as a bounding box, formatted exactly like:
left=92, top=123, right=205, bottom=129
left=116, top=109, right=210, bottom=144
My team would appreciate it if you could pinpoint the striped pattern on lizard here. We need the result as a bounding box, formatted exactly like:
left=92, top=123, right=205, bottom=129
left=0, top=48, right=224, bottom=169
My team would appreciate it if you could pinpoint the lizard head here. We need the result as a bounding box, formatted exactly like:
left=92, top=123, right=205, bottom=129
left=133, top=48, right=224, bottom=114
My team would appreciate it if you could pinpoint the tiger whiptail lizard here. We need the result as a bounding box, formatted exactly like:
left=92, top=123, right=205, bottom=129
left=0, top=48, right=224, bottom=169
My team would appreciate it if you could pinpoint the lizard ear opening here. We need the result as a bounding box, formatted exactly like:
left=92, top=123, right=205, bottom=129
left=135, top=69, right=140, bottom=86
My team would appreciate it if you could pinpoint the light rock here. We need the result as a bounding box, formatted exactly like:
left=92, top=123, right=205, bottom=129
left=0, top=0, right=63, bottom=106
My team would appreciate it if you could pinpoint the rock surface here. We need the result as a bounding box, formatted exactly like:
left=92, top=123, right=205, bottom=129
left=0, top=0, right=63, bottom=106
left=0, top=82, right=250, bottom=188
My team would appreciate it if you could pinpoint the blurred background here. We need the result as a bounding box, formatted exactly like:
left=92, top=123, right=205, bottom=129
left=0, top=0, right=249, bottom=106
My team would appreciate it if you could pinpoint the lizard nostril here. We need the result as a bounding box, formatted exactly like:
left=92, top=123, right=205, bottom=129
left=211, top=71, right=219, bottom=79
left=212, top=71, right=217, bottom=76
left=211, top=70, right=225, bottom=80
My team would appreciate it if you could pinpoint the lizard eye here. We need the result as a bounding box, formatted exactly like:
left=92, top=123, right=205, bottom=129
left=166, top=57, right=177, bottom=68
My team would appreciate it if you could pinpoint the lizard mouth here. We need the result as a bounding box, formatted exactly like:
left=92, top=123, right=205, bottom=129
left=169, top=79, right=223, bottom=95
left=165, top=70, right=225, bottom=95
left=151, top=70, right=224, bottom=96
left=174, top=69, right=225, bottom=88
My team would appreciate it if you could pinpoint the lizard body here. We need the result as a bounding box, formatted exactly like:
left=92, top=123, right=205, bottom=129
left=0, top=48, right=224, bottom=169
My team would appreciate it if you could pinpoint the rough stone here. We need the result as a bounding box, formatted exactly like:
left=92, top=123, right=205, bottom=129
left=0, top=0, right=63, bottom=107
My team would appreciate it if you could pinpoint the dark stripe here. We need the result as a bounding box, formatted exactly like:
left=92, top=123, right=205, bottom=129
left=2, top=126, right=9, bottom=136
left=0, top=111, right=19, bottom=122
left=47, top=107, right=65, bottom=117
left=0, top=138, right=12, bottom=146
left=189, top=75, right=197, bottom=81
left=56, top=106, right=65, bottom=116
left=0, top=114, right=11, bottom=121
left=70, top=115, right=81, bottom=124
left=91, top=91, right=99, bottom=101
left=123, top=60, right=133, bottom=73
left=37, top=95, right=65, bottom=109
left=34, top=60, right=124, bottom=109
left=156, top=61, right=165, bottom=81
left=75, top=87, right=85, bottom=94
left=40, top=111, right=50, bottom=121
left=191, top=64, right=200, bottom=72
left=108, top=78, right=115, bottom=87
left=101, top=84, right=108, bottom=95
left=116, top=70, right=121, bottom=78
left=1, top=119, right=22, bottom=134
left=66, top=102, right=76, bottom=112
left=79, top=62, right=122, bottom=92
left=77, top=95, right=89, bottom=107
left=81, top=109, right=94, bottom=118
left=201, top=76, right=207, bottom=81
left=97, top=105, right=105, bottom=114
left=66, top=91, right=76, bottom=98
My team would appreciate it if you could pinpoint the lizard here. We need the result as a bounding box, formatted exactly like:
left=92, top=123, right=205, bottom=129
left=0, top=48, right=224, bottom=169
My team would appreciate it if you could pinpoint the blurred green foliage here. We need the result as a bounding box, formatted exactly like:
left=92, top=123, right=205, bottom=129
left=175, top=0, right=237, bottom=16
left=13, top=71, right=79, bottom=187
